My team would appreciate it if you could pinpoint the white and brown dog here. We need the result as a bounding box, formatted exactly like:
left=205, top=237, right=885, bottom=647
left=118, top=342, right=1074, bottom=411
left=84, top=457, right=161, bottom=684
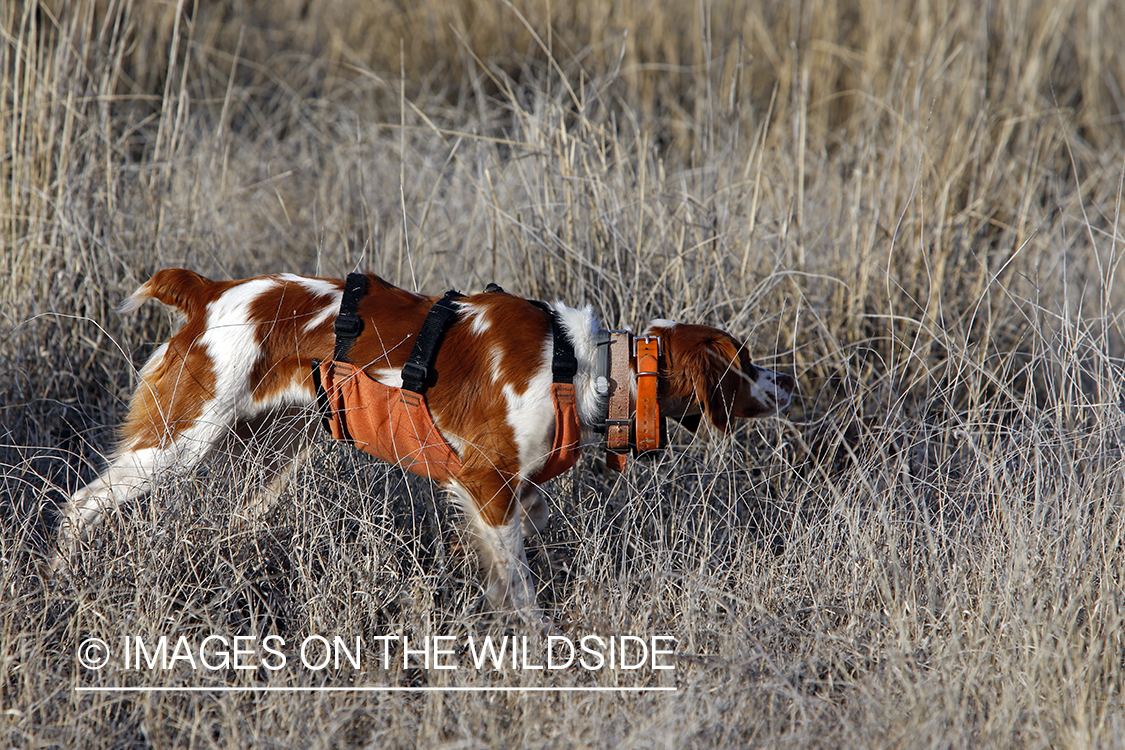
left=55, top=269, right=795, bottom=617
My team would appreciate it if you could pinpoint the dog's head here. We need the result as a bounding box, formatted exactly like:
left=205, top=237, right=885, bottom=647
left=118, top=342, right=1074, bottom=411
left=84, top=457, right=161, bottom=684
left=648, top=321, right=795, bottom=432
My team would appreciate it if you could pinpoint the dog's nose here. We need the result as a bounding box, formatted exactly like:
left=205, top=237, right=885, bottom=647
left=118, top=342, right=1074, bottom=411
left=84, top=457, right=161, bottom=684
left=775, top=372, right=796, bottom=394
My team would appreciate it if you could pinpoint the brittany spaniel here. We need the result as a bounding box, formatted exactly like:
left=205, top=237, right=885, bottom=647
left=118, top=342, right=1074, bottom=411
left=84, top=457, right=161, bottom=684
left=55, top=269, right=795, bottom=618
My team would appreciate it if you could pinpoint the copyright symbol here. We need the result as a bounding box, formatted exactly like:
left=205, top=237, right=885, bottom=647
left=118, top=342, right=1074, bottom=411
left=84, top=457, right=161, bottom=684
left=78, top=638, right=110, bottom=670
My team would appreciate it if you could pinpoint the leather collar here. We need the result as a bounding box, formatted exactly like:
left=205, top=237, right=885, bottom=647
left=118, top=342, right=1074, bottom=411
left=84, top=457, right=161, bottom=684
left=596, top=330, right=664, bottom=472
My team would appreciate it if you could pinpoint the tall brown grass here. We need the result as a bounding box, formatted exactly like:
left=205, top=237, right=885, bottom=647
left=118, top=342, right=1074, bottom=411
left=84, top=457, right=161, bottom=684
left=3, top=0, right=1124, bottom=747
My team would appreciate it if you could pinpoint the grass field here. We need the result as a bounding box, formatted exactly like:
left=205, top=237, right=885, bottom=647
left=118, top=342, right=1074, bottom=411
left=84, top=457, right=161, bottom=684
left=3, top=0, right=1125, bottom=747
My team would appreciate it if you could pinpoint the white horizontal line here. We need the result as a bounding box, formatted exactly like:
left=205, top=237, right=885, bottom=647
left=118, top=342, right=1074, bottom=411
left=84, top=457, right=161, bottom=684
left=77, top=685, right=676, bottom=693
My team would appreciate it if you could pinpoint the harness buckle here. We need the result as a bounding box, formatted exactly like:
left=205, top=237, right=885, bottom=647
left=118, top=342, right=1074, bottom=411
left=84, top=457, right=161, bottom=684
left=554, top=353, right=578, bottom=380
left=334, top=315, right=363, bottom=339
left=400, top=361, right=429, bottom=392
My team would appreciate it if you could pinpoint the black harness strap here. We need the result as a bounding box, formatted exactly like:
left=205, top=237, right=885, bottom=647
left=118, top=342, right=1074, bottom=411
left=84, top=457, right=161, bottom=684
left=327, top=274, right=464, bottom=393
left=531, top=301, right=578, bottom=385
left=334, top=273, right=369, bottom=363
left=400, top=289, right=464, bottom=393
left=317, top=282, right=575, bottom=435
left=550, top=318, right=578, bottom=385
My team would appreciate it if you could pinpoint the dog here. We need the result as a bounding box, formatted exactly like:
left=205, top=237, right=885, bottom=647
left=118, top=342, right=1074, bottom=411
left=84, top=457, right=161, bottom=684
left=55, top=269, right=795, bottom=618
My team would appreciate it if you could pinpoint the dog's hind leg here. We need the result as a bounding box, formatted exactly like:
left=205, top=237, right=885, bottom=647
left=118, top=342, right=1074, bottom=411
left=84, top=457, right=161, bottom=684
left=54, top=417, right=230, bottom=573
left=53, top=339, right=234, bottom=574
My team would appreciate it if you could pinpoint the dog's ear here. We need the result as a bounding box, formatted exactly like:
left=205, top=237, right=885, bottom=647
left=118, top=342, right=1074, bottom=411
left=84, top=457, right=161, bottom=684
left=659, top=324, right=745, bottom=433
left=686, top=336, right=743, bottom=433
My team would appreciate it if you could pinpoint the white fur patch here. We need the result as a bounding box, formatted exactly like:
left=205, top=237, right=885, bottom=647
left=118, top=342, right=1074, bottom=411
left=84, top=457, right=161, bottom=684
left=503, top=337, right=555, bottom=473
left=137, top=342, right=170, bottom=380
left=551, top=303, right=604, bottom=428
left=115, top=288, right=149, bottom=315
left=200, top=278, right=275, bottom=418
left=368, top=367, right=404, bottom=388
left=487, top=345, right=504, bottom=384
left=458, top=302, right=492, bottom=336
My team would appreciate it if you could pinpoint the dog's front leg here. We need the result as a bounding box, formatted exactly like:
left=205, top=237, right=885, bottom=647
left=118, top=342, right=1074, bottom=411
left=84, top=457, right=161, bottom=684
left=447, top=470, right=539, bottom=618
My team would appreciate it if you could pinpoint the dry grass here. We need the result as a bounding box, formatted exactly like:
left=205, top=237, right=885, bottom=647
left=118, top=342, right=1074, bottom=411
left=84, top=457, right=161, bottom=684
left=3, top=0, right=1125, bottom=747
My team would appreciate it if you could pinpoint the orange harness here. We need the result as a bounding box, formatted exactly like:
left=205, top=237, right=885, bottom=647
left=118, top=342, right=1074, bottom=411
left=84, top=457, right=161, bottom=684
left=313, top=276, right=582, bottom=485
left=316, top=361, right=581, bottom=484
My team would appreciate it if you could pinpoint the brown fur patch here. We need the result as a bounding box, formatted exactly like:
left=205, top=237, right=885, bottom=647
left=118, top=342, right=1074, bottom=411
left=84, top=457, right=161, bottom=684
left=122, top=326, right=216, bottom=451
left=248, top=276, right=341, bottom=404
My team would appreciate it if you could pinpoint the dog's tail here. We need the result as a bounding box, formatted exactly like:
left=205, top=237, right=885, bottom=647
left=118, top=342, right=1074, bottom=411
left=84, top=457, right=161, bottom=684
left=116, top=268, right=216, bottom=318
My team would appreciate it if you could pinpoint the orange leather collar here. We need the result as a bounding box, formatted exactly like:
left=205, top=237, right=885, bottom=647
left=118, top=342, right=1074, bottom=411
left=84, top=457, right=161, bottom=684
left=633, top=336, right=662, bottom=452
